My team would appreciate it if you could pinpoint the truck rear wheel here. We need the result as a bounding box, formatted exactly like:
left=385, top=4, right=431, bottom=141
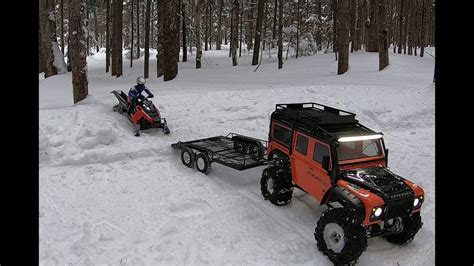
left=383, top=212, right=422, bottom=245
left=314, top=208, right=368, bottom=265
left=260, top=158, right=293, bottom=206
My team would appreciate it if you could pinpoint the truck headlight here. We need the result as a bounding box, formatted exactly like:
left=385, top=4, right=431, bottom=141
left=413, top=196, right=423, bottom=209
left=370, top=206, right=384, bottom=221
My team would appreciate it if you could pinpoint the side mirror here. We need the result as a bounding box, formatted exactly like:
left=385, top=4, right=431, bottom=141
left=322, top=155, right=330, bottom=171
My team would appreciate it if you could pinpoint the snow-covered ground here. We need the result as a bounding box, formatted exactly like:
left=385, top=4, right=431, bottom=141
left=39, top=46, right=435, bottom=265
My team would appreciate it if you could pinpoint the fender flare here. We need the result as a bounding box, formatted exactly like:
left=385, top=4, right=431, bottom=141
left=323, top=186, right=365, bottom=222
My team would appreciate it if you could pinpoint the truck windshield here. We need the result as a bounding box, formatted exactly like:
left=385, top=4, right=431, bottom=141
left=337, top=139, right=383, bottom=161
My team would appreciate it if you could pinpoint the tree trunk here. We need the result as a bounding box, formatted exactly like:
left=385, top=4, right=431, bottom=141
left=94, top=4, right=99, bottom=52
left=39, top=0, right=58, bottom=78
left=86, top=0, right=90, bottom=55
left=70, top=0, right=88, bottom=103
left=195, top=0, right=205, bottom=69
left=378, top=0, right=388, bottom=70
left=105, top=0, right=110, bottom=72
left=182, top=2, right=187, bottom=61
left=317, top=0, right=322, bottom=51
left=252, top=0, right=265, bottom=65
left=397, top=0, right=403, bottom=53
left=239, top=5, right=243, bottom=57
left=366, top=0, right=378, bottom=52
left=277, top=0, right=283, bottom=69
left=60, top=0, right=65, bottom=54
left=262, top=1, right=268, bottom=51
left=111, top=0, right=123, bottom=77
left=246, top=0, right=256, bottom=50
left=350, top=0, right=356, bottom=52
left=216, top=0, right=224, bottom=50
left=136, top=0, right=140, bottom=59
left=131, top=0, right=134, bottom=66
left=337, top=0, right=349, bottom=74
left=39, top=28, right=45, bottom=73
left=296, top=0, right=300, bottom=58
left=332, top=0, right=337, bottom=56
left=209, top=1, right=212, bottom=50
left=231, top=0, right=239, bottom=66
left=205, top=2, right=209, bottom=51
left=361, top=0, right=367, bottom=50
left=272, top=0, right=277, bottom=45
left=157, top=0, right=163, bottom=77
left=162, top=1, right=179, bottom=80
left=420, top=0, right=427, bottom=57
left=144, top=0, right=151, bottom=78
left=356, top=0, right=362, bottom=51
left=229, top=8, right=233, bottom=57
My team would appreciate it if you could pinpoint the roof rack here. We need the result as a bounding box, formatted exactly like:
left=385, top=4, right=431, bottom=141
left=273, top=103, right=363, bottom=141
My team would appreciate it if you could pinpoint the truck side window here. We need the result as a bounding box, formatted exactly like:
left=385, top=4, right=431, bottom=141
left=295, top=134, right=309, bottom=155
left=313, top=142, right=329, bottom=164
left=273, top=124, right=292, bottom=147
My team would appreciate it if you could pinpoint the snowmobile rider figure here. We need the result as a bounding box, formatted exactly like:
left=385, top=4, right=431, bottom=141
left=128, top=76, right=154, bottom=136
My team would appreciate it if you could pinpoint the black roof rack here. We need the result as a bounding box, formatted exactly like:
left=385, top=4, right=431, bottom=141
left=272, top=103, right=376, bottom=142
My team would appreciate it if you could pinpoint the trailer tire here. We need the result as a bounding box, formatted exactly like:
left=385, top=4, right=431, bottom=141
left=195, top=153, right=212, bottom=174
left=181, top=147, right=195, bottom=168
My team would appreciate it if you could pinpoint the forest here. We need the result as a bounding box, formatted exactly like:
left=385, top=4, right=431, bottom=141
left=39, top=0, right=435, bottom=103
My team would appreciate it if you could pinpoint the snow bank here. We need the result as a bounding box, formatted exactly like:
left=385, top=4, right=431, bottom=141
left=39, top=48, right=435, bottom=265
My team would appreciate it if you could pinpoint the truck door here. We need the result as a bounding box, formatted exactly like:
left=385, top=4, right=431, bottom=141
left=291, top=133, right=332, bottom=202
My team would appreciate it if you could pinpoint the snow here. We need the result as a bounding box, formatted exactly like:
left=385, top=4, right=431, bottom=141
left=39, top=46, right=435, bottom=265
left=52, top=42, right=67, bottom=74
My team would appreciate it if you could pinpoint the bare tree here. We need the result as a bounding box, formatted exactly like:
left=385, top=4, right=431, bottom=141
left=162, top=1, right=180, bottom=80
left=350, top=0, right=356, bottom=52
left=70, top=0, right=88, bottom=103
left=216, top=0, right=224, bottom=50
left=137, top=0, right=140, bottom=59
left=60, top=0, right=65, bottom=53
left=337, top=0, right=349, bottom=74
left=378, top=0, right=388, bottom=70
left=420, top=0, right=427, bottom=57
left=144, top=0, right=151, bottom=78
left=157, top=0, right=163, bottom=77
left=397, top=0, right=403, bottom=53
left=246, top=0, right=256, bottom=50
left=111, top=0, right=123, bottom=77
left=366, top=0, right=378, bottom=52
left=277, top=0, right=283, bottom=69
left=195, top=0, right=206, bottom=68
left=106, top=0, right=111, bottom=72
left=231, top=0, right=239, bottom=66
left=251, top=0, right=265, bottom=65
left=39, top=0, right=58, bottom=77
left=131, top=0, right=134, bottom=67
left=182, top=2, right=188, bottom=61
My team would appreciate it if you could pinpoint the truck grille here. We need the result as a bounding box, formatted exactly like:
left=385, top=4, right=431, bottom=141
left=384, top=198, right=414, bottom=220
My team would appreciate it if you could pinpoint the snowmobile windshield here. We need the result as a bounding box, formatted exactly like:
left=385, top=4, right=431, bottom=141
left=337, top=139, right=383, bottom=162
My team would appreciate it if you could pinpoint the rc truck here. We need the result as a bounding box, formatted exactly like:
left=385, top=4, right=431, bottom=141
left=172, top=102, right=424, bottom=265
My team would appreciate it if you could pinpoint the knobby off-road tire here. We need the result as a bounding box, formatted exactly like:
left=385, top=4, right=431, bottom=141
left=314, top=208, right=368, bottom=265
left=383, top=212, right=423, bottom=245
left=260, top=158, right=293, bottom=206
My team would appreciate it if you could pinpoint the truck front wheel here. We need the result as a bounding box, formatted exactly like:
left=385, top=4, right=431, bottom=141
left=314, top=208, right=368, bottom=265
left=383, top=212, right=422, bottom=245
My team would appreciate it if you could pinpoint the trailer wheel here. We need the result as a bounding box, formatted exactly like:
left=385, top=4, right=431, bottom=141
left=195, top=153, right=212, bottom=174
left=181, top=147, right=195, bottom=168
